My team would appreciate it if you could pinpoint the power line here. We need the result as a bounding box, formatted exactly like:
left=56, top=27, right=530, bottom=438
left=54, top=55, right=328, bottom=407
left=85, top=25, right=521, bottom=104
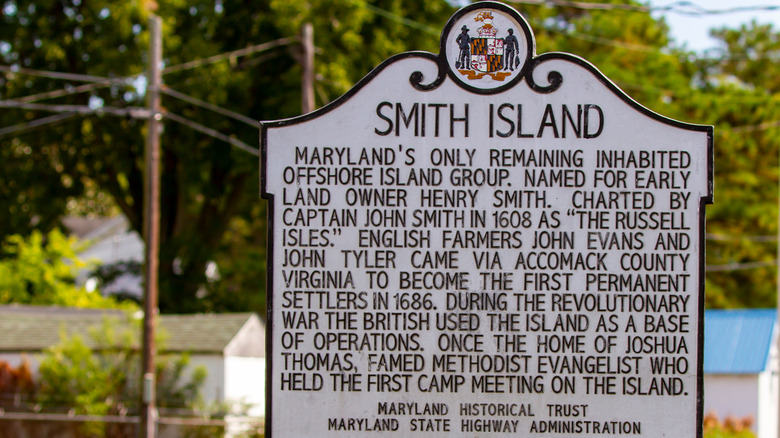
left=9, top=77, right=139, bottom=104
left=0, top=37, right=296, bottom=107
left=707, top=233, right=778, bottom=242
left=0, top=36, right=286, bottom=153
left=345, top=0, right=439, bottom=35
left=0, top=112, right=79, bottom=138
left=0, top=96, right=265, bottom=157
left=0, top=100, right=148, bottom=118
left=659, top=1, right=780, bottom=16
left=730, top=120, right=780, bottom=133
left=533, top=19, right=780, bottom=61
left=0, top=65, right=114, bottom=83
left=161, top=37, right=297, bottom=75
left=707, top=260, right=777, bottom=272
left=0, top=38, right=295, bottom=84
left=506, top=0, right=650, bottom=12
left=163, top=111, right=258, bottom=156
left=536, top=22, right=673, bottom=54
left=161, top=86, right=260, bottom=128
left=506, top=0, right=780, bottom=15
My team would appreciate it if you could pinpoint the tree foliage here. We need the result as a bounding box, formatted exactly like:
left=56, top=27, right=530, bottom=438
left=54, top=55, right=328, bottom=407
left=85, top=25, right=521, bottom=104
left=36, top=318, right=207, bottom=437
left=0, top=0, right=454, bottom=314
left=1, top=0, right=779, bottom=310
left=694, top=23, right=780, bottom=308
left=0, top=229, right=127, bottom=308
left=508, top=3, right=780, bottom=308
left=703, top=411, right=756, bottom=438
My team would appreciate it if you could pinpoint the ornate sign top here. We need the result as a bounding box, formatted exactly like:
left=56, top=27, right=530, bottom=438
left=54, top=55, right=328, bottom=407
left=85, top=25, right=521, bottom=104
left=442, top=2, right=533, bottom=92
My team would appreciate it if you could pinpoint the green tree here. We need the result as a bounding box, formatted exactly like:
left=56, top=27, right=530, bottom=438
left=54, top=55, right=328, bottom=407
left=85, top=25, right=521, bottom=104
left=512, top=3, right=780, bottom=308
left=691, top=22, right=780, bottom=308
left=3, top=0, right=779, bottom=310
left=0, top=229, right=126, bottom=308
left=0, top=0, right=454, bottom=314
left=36, top=318, right=207, bottom=437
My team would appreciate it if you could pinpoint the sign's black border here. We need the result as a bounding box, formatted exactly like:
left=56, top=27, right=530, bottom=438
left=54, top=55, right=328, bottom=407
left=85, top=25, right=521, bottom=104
left=260, top=2, right=713, bottom=437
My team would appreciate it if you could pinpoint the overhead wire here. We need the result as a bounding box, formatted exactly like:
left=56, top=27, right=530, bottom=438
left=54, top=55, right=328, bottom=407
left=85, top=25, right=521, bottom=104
left=163, top=111, right=258, bottom=156
left=161, top=37, right=297, bottom=75
left=0, top=37, right=296, bottom=152
left=0, top=65, right=113, bottom=83
left=0, top=112, right=79, bottom=138
left=161, top=86, right=260, bottom=128
left=3, top=79, right=135, bottom=104
left=505, top=0, right=780, bottom=15
left=655, top=2, right=780, bottom=16
left=532, top=21, right=674, bottom=54
left=0, top=36, right=294, bottom=107
left=730, top=120, right=780, bottom=133
left=706, top=260, right=777, bottom=272
left=0, top=100, right=148, bottom=117
left=707, top=233, right=778, bottom=242
left=0, top=38, right=294, bottom=83
left=347, top=0, right=439, bottom=35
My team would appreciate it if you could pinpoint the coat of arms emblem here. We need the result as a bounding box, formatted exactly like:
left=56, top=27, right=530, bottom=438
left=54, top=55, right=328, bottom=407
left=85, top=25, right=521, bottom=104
left=455, top=11, right=520, bottom=81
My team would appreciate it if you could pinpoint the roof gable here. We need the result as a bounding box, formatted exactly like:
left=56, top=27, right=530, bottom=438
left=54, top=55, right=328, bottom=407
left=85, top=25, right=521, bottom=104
left=704, top=309, right=776, bottom=374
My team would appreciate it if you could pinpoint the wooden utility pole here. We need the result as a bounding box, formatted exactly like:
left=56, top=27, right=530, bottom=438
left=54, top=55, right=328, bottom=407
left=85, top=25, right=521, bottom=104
left=140, top=14, right=162, bottom=438
left=301, top=23, right=314, bottom=114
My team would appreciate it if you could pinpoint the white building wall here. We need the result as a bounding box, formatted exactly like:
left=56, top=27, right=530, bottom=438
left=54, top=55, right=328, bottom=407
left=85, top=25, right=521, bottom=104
left=223, top=357, right=265, bottom=437
left=189, top=354, right=226, bottom=406
left=758, top=334, right=779, bottom=438
left=187, top=354, right=265, bottom=416
left=757, top=370, right=778, bottom=438
left=704, top=375, right=759, bottom=432
left=224, top=356, right=265, bottom=417
left=0, top=353, right=36, bottom=369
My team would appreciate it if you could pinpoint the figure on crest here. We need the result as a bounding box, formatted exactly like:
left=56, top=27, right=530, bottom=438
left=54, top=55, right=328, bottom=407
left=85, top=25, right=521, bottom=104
left=504, top=28, right=519, bottom=71
left=456, top=25, right=471, bottom=69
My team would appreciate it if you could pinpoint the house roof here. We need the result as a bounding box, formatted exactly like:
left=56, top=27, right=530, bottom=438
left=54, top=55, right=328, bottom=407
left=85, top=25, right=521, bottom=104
left=0, top=305, right=264, bottom=356
left=704, top=309, right=777, bottom=374
left=62, top=216, right=124, bottom=240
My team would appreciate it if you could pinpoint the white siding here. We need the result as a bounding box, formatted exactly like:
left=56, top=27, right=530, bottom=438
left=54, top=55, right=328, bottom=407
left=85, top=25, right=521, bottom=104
left=224, top=356, right=265, bottom=417
left=704, top=375, right=759, bottom=432
left=758, top=336, right=779, bottom=438
left=189, top=354, right=226, bottom=405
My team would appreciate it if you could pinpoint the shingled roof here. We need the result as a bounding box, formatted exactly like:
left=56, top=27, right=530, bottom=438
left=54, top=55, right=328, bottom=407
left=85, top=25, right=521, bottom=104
left=0, top=305, right=264, bottom=357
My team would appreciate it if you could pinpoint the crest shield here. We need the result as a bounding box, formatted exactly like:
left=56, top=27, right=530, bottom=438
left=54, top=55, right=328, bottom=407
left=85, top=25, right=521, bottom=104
left=470, top=37, right=503, bottom=73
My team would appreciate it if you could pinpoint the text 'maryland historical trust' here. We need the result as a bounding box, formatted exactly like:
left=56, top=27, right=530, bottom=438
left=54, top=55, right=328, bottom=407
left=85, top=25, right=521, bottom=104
left=261, top=1, right=713, bottom=437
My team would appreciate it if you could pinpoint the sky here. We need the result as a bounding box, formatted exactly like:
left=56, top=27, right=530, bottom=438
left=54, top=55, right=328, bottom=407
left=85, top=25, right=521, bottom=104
left=649, top=0, right=780, bottom=52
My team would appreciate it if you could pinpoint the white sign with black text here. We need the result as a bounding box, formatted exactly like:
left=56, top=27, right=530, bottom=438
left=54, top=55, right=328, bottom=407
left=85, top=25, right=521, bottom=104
left=261, top=2, right=712, bottom=437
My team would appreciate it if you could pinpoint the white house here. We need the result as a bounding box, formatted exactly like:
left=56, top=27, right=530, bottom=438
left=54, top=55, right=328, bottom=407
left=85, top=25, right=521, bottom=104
left=704, top=309, right=778, bottom=438
left=0, top=305, right=265, bottom=435
left=62, top=215, right=145, bottom=299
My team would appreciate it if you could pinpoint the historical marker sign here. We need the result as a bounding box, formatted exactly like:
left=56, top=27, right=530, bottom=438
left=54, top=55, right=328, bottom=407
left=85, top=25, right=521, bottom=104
left=260, top=2, right=712, bottom=437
